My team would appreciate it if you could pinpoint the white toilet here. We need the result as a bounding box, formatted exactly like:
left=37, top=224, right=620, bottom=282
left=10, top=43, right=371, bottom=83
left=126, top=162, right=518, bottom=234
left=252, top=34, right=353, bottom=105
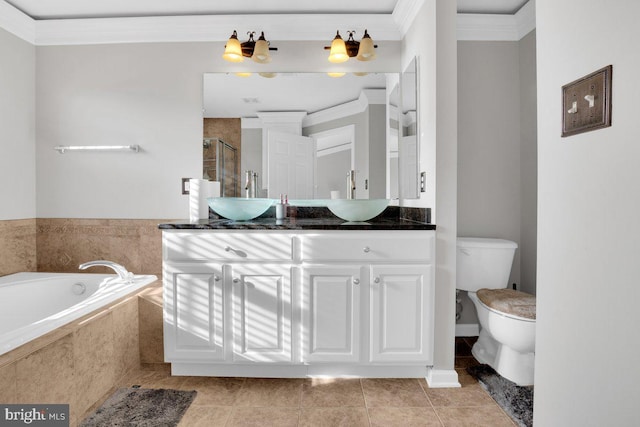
left=457, top=237, right=536, bottom=386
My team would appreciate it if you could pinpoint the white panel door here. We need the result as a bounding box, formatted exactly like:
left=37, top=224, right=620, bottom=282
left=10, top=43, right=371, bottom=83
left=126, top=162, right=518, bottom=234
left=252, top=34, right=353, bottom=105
left=370, top=264, right=434, bottom=363
left=302, top=266, right=363, bottom=363
left=165, top=269, right=225, bottom=361
left=231, top=264, right=292, bottom=363
left=267, top=131, right=314, bottom=199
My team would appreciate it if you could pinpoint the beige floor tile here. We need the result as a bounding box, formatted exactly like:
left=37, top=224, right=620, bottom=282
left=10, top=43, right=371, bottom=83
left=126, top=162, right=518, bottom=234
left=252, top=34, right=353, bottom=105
left=180, top=376, right=246, bottom=406
left=119, top=369, right=186, bottom=389
left=368, top=407, right=444, bottom=426
left=455, top=357, right=481, bottom=370
left=361, top=379, right=430, bottom=407
left=301, top=378, right=365, bottom=407
left=178, top=406, right=232, bottom=427
left=299, top=407, right=369, bottom=427
left=455, top=369, right=479, bottom=387
left=435, top=406, right=515, bottom=426
left=234, top=378, right=303, bottom=407
left=226, top=407, right=299, bottom=427
left=422, top=385, right=496, bottom=408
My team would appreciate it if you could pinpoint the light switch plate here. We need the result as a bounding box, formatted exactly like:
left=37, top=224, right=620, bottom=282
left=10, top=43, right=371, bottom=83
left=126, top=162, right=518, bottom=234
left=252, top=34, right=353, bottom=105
left=562, top=65, right=612, bottom=137
left=182, top=178, right=191, bottom=195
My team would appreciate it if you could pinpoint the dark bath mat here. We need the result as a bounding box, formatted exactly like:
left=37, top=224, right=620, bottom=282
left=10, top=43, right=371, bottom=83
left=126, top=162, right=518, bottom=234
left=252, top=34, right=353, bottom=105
left=80, top=387, right=196, bottom=427
left=467, top=364, right=533, bottom=427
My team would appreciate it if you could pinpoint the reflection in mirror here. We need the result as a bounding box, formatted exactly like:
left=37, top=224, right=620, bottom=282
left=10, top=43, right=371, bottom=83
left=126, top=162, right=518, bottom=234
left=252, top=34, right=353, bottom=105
left=203, top=71, right=420, bottom=200
left=400, top=57, right=420, bottom=199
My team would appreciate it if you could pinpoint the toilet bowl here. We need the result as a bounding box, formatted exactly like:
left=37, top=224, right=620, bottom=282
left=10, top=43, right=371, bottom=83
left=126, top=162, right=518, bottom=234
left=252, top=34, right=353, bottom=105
left=457, top=237, right=536, bottom=386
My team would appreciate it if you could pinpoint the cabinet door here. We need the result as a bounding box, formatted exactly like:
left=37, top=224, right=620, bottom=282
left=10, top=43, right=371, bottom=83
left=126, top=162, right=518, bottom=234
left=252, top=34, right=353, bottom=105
left=163, top=268, right=225, bottom=361
left=231, top=264, right=293, bottom=363
left=302, top=266, right=363, bottom=363
left=370, top=265, right=434, bottom=363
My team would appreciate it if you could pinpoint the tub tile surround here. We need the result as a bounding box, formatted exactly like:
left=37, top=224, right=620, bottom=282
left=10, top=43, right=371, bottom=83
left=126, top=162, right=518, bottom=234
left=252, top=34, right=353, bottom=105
left=0, top=219, right=37, bottom=276
left=0, top=282, right=160, bottom=427
left=36, top=218, right=169, bottom=276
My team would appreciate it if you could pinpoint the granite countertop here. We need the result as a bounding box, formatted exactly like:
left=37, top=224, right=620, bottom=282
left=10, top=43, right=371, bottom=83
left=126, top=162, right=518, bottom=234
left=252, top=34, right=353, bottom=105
left=158, top=206, right=435, bottom=231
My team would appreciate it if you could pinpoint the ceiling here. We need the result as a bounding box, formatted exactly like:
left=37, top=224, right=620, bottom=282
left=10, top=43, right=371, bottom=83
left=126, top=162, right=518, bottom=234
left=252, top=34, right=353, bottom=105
left=6, top=0, right=530, bottom=21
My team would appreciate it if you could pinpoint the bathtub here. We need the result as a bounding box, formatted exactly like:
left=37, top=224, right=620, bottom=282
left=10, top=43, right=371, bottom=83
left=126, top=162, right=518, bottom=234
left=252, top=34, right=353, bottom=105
left=0, top=272, right=157, bottom=356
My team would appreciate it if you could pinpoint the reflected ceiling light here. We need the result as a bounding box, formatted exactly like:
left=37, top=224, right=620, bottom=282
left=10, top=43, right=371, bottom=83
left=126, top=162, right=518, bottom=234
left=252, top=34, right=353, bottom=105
left=353, top=72, right=369, bottom=76
left=223, top=31, right=278, bottom=63
left=327, top=72, right=346, bottom=78
left=325, top=30, right=377, bottom=63
left=259, top=72, right=277, bottom=78
left=235, top=72, right=252, bottom=77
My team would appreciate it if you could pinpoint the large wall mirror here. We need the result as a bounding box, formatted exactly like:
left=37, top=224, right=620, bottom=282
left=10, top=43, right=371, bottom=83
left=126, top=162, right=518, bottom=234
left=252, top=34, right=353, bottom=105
left=202, top=65, right=419, bottom=200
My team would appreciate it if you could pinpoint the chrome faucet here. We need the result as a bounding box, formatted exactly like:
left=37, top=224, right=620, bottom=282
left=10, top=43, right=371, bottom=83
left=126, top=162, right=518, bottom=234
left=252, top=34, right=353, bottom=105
left=79, top=260, right=133, bottom=282
left=245, top=170, right=258, bottom=198
left=347, top=170, right=356, bottom=199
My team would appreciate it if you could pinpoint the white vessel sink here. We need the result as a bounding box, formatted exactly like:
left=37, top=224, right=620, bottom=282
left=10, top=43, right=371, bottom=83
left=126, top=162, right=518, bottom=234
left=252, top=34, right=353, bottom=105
left=207, top=197, right=274, bottom=221
left=326, top=199, right=389, bottom=222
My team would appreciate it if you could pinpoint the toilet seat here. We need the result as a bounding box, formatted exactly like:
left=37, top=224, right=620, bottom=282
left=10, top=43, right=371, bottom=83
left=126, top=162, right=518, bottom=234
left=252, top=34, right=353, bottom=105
left=476, top=288, right=536, bottom=322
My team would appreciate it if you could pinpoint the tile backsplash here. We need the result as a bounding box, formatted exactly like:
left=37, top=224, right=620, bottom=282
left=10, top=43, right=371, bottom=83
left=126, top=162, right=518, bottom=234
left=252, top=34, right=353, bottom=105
left=35, top=219, right=168, bottom=277
left=0, top=219, right=37, bottom=276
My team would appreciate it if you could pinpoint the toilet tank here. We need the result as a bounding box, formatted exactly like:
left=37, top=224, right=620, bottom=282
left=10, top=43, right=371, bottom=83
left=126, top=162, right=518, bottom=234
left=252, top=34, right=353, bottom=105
left=456, top=237, right=517, bottom=292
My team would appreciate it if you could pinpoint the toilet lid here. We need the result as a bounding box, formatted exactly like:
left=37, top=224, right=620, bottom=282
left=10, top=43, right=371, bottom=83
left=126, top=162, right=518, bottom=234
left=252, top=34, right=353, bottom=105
left=476, top=288, right=536, bottom=320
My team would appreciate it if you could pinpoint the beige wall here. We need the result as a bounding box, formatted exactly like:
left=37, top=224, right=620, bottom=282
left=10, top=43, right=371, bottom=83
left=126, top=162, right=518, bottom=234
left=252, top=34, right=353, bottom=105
left=456, top=32, right=538, bottom=326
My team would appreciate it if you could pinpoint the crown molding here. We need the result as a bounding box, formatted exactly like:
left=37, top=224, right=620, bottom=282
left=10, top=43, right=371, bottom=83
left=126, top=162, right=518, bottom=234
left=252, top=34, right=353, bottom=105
left=457, top=0, right=535, bottom=41
left=34, top=13, right=401, bottom=46
left=392, top=0, right=425, bottom=37
left=0, top=0, right=535, bottom=46
left=0, top=0, right=35, bottom=43
left=457, top=13, right=519, bottom=41
left=515, top=0, right=536, bottom=39
left=304, top=89, right=385, bottom=127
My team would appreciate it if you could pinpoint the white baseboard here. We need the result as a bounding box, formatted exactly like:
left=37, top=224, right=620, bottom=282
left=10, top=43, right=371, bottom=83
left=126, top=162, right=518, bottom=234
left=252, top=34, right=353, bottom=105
left=425, top=368, right=461, bottom=388
left=455, top=323, right=479, bottom=337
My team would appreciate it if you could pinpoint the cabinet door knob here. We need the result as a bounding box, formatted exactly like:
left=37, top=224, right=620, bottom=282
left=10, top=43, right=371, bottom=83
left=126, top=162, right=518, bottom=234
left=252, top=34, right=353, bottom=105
left=213, top=275, right=221, bottom=282
left=232, top=278, right=240, bottom=284
left=225, top=246, right=232, bottom=252
left=353, top=278, right=360, bottom=285
left=363, top=246, right=370, bottom=253
left=374, top=277, right=380, bottom=284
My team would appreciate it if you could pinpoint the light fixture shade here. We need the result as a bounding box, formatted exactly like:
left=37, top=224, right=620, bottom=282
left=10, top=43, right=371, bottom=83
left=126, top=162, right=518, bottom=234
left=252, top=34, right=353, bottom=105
left=356, top=30, right=376, bottom=61
left=223, top=31, right=244, bottom=63
left=252, top=32, right=271, bottom=63
left=328, top=31, right=349, bottom=63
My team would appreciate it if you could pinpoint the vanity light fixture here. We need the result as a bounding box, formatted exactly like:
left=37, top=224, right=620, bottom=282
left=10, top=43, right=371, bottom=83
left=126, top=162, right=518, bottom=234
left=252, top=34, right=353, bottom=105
left=326, top=30, right=377, bottom=63
left=222, top=31, right=278, bottom=63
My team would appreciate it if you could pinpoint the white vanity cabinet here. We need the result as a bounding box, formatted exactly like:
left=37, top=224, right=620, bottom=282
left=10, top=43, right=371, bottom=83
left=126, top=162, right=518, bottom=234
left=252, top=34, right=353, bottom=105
left=301, top=265, right=364, bottom=363
left=230, top=263, right=293, bottom=363
left=162, top=229, right=435, bottom=377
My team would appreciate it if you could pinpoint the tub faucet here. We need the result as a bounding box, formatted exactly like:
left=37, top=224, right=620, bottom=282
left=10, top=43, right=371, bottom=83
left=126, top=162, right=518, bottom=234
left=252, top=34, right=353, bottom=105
left=79, top=260, right=133, bottom=282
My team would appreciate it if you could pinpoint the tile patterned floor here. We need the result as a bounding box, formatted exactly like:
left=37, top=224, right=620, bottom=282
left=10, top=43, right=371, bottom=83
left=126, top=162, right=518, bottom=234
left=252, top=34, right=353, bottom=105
left=103, top=337, right=517, bottom=426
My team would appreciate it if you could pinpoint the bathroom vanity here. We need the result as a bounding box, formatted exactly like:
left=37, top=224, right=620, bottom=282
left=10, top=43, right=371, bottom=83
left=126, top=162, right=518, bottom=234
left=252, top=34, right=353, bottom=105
left=159, top=210, right=436, bottom=377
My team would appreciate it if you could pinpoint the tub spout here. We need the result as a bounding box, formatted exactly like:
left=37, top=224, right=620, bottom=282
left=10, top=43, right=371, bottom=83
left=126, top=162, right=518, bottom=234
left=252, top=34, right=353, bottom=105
left=79, top=260, right=133, bottom=282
